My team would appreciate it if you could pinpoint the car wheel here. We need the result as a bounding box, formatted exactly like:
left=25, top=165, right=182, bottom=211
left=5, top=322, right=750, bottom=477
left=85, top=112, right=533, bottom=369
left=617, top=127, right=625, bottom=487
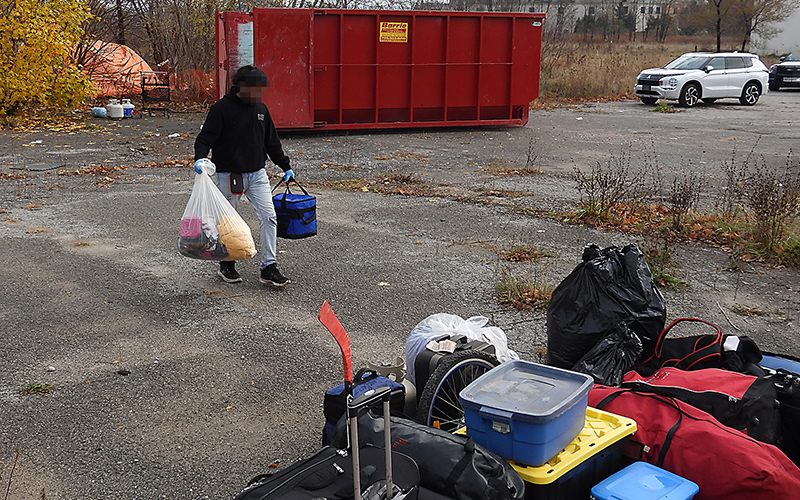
left=679, top=83, right=700, bottom=108
left=702, top=98, right=717, bottom=104
left=640, top=97, right=658, bottom=105
left=739, top=82, right=760, bottom=105
left=769, top=82, right=780, bottom=91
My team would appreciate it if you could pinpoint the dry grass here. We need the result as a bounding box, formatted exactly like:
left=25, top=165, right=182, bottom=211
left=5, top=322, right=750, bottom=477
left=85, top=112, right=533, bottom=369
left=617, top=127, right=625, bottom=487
left=540, top=40, right=689, bottom=101
left=494, top=269, right=553, bottom=312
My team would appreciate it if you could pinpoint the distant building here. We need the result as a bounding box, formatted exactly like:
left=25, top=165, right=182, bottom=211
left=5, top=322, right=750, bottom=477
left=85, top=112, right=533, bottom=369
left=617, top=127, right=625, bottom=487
left=425, top=0, right=684, bottom=34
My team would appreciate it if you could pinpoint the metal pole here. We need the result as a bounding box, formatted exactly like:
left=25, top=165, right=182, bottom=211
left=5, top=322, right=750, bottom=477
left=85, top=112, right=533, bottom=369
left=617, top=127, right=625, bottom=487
left=384, top=398, right=393, bottom=500
left=351, top=410, right=361, bottom=499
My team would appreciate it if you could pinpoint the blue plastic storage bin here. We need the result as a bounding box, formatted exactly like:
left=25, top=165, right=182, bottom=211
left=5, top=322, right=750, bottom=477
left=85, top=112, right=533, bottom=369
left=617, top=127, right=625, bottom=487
left=759, top=354, right=800, bottom=374
left=590, top=462, right=699, bottom=500
left=459, top=360, right=593, bottom=466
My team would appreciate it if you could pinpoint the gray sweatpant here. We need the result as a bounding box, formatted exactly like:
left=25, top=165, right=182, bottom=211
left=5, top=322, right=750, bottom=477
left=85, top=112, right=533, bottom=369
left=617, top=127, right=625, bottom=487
left=215, top=169, right=278, bottom=269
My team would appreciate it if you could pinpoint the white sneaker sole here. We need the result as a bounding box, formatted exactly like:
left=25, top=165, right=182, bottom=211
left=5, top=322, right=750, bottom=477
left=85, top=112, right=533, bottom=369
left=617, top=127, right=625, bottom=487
left=217, top=270, right=243, bottom=283
left=260, top=277, right=290, bottom=288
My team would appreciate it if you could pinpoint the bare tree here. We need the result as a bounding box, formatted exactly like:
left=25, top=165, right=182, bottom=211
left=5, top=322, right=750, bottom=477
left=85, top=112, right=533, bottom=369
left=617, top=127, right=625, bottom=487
left=708, top=0, right=732, bottom=51
left=733, top=0, right=797, bottom=51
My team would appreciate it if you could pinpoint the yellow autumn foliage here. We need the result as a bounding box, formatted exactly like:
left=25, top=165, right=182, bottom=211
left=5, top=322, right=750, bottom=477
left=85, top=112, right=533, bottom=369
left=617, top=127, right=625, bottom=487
left=0, top=0, right=97, bottom=116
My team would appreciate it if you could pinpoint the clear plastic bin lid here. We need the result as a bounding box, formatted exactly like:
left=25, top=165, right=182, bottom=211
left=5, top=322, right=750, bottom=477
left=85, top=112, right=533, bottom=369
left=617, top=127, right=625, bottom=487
left=460, top=360, right=593, bottom=421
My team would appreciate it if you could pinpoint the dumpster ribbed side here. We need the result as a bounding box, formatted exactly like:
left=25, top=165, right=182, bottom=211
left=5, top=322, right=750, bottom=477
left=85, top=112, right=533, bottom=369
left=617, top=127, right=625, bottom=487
left=218, top=8, right=545, bottom=131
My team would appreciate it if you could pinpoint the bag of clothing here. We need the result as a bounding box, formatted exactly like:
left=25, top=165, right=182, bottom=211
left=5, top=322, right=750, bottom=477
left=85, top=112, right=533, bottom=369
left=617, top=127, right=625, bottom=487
left=177, top=167, right=256, bottom=261
left=272, top=179, right=317, bottom=239
left=546, top=244, right=666, bottom=369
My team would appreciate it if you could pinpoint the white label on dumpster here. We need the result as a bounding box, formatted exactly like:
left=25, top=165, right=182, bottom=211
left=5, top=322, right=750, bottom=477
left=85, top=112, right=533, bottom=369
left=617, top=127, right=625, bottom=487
left=492, top=421, right=511, bottom=434
left=233, top=22, right=254, bottom=68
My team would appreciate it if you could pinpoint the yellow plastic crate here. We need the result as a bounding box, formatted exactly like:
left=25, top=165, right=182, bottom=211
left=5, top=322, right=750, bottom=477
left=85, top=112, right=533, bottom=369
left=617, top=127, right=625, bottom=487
left=508, top=406, right=636, bottom=484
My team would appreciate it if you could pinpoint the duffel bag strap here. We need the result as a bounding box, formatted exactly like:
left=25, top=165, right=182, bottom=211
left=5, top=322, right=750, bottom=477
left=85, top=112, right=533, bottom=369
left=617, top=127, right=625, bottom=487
left=641, top=317, right=723, bottom=369
left=595, top=388, right=683, bottom=467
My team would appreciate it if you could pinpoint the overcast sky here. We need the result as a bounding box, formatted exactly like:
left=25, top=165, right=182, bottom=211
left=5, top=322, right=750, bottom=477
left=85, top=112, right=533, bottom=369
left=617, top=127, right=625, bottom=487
left=755, top=8, right=800, bottom=54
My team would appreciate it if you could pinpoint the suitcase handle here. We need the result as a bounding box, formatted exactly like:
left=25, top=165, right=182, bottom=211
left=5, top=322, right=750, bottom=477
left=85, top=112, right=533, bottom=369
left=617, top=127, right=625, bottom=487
left=347, top=385, right=391, bottom=415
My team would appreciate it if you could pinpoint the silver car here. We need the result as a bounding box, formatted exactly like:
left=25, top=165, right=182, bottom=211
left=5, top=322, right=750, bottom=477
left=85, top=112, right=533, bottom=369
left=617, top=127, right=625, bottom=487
left=634, top=52, right=770, bottom=107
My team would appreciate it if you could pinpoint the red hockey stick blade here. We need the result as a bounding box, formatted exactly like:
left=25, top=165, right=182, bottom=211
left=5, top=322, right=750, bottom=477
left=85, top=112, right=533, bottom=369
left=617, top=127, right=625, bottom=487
left=318, top=301, right=353, bottom=385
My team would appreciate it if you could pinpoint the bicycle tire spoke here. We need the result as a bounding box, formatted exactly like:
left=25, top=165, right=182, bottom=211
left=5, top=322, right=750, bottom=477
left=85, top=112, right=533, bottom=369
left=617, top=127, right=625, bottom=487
left=423, top=357, right=497, bottom=431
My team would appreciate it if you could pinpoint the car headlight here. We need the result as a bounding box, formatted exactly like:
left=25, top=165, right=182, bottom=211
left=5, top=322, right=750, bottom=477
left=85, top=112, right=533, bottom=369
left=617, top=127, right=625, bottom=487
left=660, top=77, right=678, bottom=89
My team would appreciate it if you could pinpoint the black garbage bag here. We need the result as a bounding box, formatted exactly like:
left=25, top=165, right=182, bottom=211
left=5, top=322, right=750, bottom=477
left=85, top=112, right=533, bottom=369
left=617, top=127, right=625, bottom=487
left=546, top=244, right=666, bottom=369
left=572, top=323, right=643, bottom=386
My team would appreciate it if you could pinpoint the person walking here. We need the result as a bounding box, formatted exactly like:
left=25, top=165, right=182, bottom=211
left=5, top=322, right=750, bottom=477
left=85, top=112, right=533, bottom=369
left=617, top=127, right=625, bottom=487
left=193, top=65, right=292, bottom=287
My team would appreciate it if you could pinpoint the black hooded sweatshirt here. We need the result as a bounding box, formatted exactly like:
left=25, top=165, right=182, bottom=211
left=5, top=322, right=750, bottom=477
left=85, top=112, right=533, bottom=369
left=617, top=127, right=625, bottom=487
left=194, top=88, right=290, bottom=173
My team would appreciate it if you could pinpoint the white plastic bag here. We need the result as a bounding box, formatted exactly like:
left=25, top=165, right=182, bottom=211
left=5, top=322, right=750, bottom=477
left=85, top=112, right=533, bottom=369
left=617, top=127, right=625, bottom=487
left=405, top=313, right=519, bottom=386
left=177, top=161, right=256, bottom=261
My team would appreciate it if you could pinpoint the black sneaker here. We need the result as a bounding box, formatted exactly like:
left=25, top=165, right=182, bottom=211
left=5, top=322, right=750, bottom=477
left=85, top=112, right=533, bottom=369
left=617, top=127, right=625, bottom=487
left=218, top=261, right=242, bottom=283
left=260, top=263, right=290, bottom=287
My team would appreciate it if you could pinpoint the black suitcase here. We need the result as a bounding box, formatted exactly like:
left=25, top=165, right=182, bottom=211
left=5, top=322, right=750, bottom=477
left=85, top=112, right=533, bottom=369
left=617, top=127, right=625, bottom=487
left=236, top=444, right=419, bottom=500
left=414, top=334, right=495, bottom=400
left=237, top=388, right=420, bottom=500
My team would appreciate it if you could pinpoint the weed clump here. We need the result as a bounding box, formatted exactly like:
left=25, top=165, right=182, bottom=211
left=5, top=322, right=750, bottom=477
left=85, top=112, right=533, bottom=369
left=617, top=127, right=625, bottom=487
left=494, top=269, right=553, bottom=311
left=501, top=245, right=555, bottom=262
left=20, top=383, right=54, bottom=395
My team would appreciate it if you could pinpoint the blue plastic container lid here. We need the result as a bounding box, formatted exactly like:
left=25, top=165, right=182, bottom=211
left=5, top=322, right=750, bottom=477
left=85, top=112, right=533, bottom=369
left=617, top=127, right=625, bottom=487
left=591, top=462, right=700, bottom=500
left=759, top=354, right=800, bottom=373
left=459, top=360, right=593, bottom=423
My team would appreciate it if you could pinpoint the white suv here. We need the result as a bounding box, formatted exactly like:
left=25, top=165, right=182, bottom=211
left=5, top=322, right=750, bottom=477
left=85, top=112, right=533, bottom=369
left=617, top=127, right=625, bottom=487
left=634, top=52, right=769, bottom=107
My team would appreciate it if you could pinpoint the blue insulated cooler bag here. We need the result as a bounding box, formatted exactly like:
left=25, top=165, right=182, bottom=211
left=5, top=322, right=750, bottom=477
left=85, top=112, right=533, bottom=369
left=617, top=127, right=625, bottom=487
left=322, top=368, right=405, bottom=446
left=272, top=179, right=317, bottom=239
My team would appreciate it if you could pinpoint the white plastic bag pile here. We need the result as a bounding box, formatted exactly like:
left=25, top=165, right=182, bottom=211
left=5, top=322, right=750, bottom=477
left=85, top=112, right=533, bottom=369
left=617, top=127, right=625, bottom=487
left=405, top=313, right=519, bottom=386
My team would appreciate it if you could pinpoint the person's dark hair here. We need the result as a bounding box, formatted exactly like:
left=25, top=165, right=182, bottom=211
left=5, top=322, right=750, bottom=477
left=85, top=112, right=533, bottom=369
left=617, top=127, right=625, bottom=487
left=231, top=65, right=269, bottom=90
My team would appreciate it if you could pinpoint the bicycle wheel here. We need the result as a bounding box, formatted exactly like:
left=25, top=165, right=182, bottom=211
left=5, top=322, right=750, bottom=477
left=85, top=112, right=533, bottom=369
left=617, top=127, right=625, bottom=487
left=415, top=349, right=498, bottom=433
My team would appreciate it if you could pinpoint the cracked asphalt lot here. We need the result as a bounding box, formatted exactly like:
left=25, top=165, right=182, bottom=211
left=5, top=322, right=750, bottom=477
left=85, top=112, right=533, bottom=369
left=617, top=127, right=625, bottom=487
left=1, top=91, right=799, bottom=499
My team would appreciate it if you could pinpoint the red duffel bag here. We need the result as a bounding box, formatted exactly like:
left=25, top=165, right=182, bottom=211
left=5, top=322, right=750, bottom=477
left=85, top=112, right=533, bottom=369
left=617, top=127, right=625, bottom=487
left=590, top=385, right=800, bottom=500
left=621, top=367, right=781, bottom=445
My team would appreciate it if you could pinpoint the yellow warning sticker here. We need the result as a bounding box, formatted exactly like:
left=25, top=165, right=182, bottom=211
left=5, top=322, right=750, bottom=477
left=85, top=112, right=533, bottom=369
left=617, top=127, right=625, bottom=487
left=379, top=22, right=408, bottom=43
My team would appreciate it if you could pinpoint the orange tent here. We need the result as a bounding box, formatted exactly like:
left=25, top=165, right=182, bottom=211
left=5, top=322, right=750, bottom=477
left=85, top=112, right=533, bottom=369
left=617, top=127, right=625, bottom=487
left=82, top=41, right=153, bottom=96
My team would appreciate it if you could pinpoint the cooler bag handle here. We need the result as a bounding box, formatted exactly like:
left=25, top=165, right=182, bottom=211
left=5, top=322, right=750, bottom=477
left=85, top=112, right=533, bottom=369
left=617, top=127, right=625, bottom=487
left=271, top=177, right=311, bottom=196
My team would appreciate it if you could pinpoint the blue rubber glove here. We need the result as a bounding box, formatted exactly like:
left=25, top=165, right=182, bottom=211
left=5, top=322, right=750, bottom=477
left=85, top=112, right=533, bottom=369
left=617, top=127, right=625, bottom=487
left=282, top=169, right=295, bottom=183
left=194, top=158, right=215, bottom=175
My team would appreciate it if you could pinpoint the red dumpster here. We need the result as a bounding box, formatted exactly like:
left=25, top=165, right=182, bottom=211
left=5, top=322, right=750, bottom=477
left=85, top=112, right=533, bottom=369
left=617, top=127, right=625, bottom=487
left=216, top=8, right=546, bottom=131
